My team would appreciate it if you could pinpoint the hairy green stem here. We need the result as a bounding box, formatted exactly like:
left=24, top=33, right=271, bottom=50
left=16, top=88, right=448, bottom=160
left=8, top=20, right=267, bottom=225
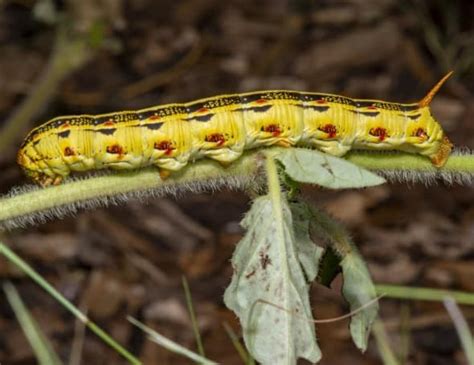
left=2, top=148, right=474, bottom=230
left=345, top=150, right=474, bottom=173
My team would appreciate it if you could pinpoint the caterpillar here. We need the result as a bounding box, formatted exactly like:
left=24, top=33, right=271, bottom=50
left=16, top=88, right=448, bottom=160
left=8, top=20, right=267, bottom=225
left=17, top=73, right=454, bottom=186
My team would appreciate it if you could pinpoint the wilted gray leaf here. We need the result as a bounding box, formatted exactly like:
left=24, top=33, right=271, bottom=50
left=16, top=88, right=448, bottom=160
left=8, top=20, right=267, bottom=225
left=224, top=196, right=321, bottom=365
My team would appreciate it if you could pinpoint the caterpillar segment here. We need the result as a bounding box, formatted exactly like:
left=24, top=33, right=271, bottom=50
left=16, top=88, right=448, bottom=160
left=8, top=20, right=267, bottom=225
left=17, top=74, right=453, bottom=186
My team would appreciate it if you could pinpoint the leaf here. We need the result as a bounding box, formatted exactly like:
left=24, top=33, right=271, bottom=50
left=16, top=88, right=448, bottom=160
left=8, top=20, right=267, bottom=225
left=340, top=250, right=379, bottom=352
left=306, top=206, right=378, bottom=352
left=290, top=202, right=324, bottom=283
left=224, top=195, right=322, bottom=365
left=274, top=148, right=386, bottom=189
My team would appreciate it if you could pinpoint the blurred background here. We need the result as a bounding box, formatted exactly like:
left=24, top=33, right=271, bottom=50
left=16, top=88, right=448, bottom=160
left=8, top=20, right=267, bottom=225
left=0, top=0, right=474, bottom=364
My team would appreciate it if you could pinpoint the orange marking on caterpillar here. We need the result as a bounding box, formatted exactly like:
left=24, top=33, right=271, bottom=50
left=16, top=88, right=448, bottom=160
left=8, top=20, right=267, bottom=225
left=104, top=120, right=115, bottom=126
left=64, top=147, right=75, bottom=156
left=256, top=98, right=267, bottom=104
left=107, top=144, right=123, bottom=155
left=263, top=124, right=281, bottom=137
left=205, top=133, right=226, bottom=146
left=414, top=127, right=428, bottom=139
left=369, top=127, right=388, bottom=141
left=319, top=124, right=337, bottom=138
left=197, top=107, right=209, bottom=113
left=419, top=71, right=453, bottom=107
left=154, top=141, right=175, bottom=155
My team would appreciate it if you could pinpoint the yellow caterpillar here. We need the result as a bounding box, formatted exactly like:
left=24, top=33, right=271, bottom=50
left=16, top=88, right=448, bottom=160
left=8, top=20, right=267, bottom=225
left=17, top=73, right=453, bottom=186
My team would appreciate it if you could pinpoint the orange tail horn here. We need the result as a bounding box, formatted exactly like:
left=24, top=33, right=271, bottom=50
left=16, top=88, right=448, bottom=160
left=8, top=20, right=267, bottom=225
left=418, top=71, right=454, bottom=108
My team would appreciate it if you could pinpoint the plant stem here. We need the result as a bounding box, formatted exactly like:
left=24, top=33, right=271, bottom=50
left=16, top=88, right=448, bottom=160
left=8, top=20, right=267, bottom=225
left=182, top=276, right=206, bottom=357
left=3, top=148, right=474, bottom=231
left=0, top=25, right=94, bottom=154
left=375, top=284, right=474, bottom=305
left=372, top=319, right=400, bottom=365
left=443, top=297, right=474, bottom=365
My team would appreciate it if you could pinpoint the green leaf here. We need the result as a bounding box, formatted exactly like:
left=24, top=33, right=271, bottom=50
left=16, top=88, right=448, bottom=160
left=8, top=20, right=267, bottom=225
left=307, top=206, right=378, bottom=352
left=224, top=195, right=322, bottom=364
left=340, top=249, right=379, bottom=352
left=290, top=202, right=324, bottom=283
left=274, top=148, right=386, bottom=189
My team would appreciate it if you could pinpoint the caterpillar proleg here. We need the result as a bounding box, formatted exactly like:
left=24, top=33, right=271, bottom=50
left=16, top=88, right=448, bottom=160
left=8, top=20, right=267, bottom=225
left=17, top=73, right=454, bottom=186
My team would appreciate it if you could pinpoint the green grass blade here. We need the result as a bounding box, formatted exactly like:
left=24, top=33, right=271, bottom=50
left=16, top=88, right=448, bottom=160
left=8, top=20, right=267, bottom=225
left=182, top=276, right=206, bottom=357
left=3, top=281, right=63, bottom=365
left=375, top=284, right=474, bottom=305
left=372, top=319, right=400, bottom=365
left=443, top=297, right=474, bottom=365
left=127, top=316, right=217, bottom=365
left=222, top=322, right=255, bottom=365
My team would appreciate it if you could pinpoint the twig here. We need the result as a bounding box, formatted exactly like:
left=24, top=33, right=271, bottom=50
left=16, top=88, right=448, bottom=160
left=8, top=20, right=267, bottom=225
left=0, top=23, right=95, bottom=154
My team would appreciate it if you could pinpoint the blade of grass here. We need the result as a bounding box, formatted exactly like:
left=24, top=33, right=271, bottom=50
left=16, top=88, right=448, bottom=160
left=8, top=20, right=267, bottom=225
left=372, top=319, right=400, bottom=365
left=68, top=305, right=87, bottom=365
left=127, top=316, right=217, bottom=365
left=398, top=303, right=411, bottom=364
left=375, top=284, right=474, bottom=305
left=222, top=322, right=255, bottom=365
left=443, top=297, right=474, bottom=365
left=182, top=276, right=205, bottom=357
left=3, top=281, right=63, bottom=365
left=0, top=241, right=141, bottom=365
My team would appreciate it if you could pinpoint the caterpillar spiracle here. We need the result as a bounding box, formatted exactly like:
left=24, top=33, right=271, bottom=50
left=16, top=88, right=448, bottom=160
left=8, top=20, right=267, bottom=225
left=18, top=73, right=454, bottom=186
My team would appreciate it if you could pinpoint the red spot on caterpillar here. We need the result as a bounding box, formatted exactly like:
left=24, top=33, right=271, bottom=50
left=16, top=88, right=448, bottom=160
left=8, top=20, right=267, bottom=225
left=319, top=124, right=337, bottom=138
left=205, top=133, right=226, bottom=146
left=316, top=99, right=327, bottom=104
left=154, top=141, right=175, bottom=155
left=369, top=127, right=388, bottom=141
left=61, top=122, right=70, bottom=129
left=149, top=115, right=161, bottom=120
left=367, top=105, right=377, bottom=110
left=107, top=144, right=123, bottom=154
left=263, top=124, right=281, bottom=137
left=104, top=120, right=115, bottom=126
left=64, top=147, right=75, bottom=156
left=197, top=107, right=209, bottom=113
left=414, top=127, right=428, bottom=139
left=256, top=98, right=267, bottom=104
